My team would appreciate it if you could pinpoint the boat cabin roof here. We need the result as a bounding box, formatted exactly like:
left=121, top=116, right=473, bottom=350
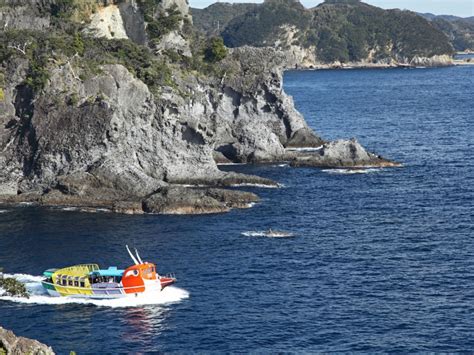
left=89, top=266, right=124, bottom=277
left=43, top=268, right=58, bottom=278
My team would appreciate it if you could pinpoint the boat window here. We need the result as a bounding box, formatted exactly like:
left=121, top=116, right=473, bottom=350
left=68, top=278, right=73, bottom=286
left=74, top=277, right=79, bottom=287
left=62, top=276, right=67, bottom=286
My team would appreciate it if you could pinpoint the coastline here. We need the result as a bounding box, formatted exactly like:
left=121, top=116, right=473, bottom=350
left=292, top=59, right=456, bottom=71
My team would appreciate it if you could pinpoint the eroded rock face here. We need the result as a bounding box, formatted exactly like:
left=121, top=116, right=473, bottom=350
left=212, top=46, right=324, bottom=161
left=0, top=0, right=51, bottom=31
left=0, top=327, right=54, bottom=355
left=0, top=1, right=399, bottom=214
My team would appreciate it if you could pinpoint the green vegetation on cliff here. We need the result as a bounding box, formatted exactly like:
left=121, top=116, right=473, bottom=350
left=192, top=0, right=454, bottom=63
left=0, top=29, right=175, bottom=95
left=204, top=37, right=228, bottom=62
left=222, top=0, right=311, bottom=48
left=191, top=3, right=259, bottom=36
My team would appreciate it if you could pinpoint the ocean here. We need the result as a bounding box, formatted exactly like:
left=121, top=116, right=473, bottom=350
left=1, top=65, right=473, bottom=353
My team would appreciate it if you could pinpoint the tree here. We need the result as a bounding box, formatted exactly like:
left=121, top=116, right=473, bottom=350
left=205, top=37, right=228, bottom=62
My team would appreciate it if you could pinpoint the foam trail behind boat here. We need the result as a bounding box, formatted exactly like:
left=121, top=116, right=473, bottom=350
left=0, top=274, right=189, bottom=308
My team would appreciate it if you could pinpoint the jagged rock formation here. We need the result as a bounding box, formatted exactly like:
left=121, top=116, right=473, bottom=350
left=0, top=0, right=398, bottom=214
left=0, top=327, right=54, bottom=355
left=192, top=0, right=456, bottom=69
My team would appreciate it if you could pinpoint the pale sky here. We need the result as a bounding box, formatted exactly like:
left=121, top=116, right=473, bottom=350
left=189, top=0, right=474, bottom=17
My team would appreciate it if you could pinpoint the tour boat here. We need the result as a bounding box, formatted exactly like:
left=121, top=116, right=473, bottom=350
left=41, top=246, right=176, bottom=299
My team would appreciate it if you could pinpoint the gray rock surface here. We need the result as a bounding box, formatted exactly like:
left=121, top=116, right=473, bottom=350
left=0, top=1, right=399, bottom=214
left=143, top=186, right=259, bottom=214
left=0, top=1, right=51, bottom=31
left=289, top=139, right=401, bottom=168
left=0, top=326, right=54, bottom=355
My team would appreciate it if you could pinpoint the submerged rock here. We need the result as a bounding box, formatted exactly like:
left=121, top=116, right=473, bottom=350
left=0, top=327, right=54, bottom=355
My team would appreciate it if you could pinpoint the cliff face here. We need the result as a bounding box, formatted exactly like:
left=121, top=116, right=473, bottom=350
left=0, top=0, right=396, bottom=214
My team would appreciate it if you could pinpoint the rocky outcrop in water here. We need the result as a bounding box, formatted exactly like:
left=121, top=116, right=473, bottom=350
left=289, top=139, right=401, bottom=168
left=0, top=327, right=54, bottom=355
left=0, top=0, right=398, bottom=214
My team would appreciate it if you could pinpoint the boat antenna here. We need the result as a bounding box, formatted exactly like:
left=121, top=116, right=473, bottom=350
left=126, top=245, right=139, bottom=265
left=134, top=248, right=144, bottom=264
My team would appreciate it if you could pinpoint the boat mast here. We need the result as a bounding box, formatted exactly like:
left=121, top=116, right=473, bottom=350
left=126, top=245, right=139, bottom=265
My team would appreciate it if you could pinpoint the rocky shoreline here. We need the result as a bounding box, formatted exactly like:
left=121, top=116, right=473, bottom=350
left=0, top=139, right=399, bottom=215
left=0, top=327, right=54, bottom=355
left=0, top=1, right=401, bottom=216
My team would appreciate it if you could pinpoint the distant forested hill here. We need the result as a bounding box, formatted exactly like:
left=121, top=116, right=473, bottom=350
left=192, top=0, right=455, bottom=64
left=418, top=13, right=474, bottom=51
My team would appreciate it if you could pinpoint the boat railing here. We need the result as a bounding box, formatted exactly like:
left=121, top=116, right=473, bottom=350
left=41, top=280, right=158, bottom=292
left=164, top=273, right=176, bottom=279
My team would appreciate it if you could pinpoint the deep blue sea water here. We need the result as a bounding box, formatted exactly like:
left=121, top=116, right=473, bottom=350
left=1, top=66, right=473, bottom=353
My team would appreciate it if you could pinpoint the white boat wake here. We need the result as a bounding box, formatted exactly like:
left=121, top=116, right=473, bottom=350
left=0, top=273, right=189, bottom=308
left=322, top=168, right=382, bottom=175
left=242, top=230, right=295, bottom=238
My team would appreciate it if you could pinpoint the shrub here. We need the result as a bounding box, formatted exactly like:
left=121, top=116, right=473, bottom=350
left=205, top=37, right=228, bottom=62
left=142, top=3, right=183, bottom=41
left=25, top=61, right=50, bottom=92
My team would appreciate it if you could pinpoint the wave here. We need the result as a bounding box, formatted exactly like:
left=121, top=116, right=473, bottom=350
left=0, top=273, right=189, bottom=308
left=216, top=162, right=247, bottom=166
left=230, top=183, right=279, bottom=189
left=60, top=207, right=79, bottom=211
left=0, top=209, right=11, bottom=213
left=242, top=230, right=295, bottom=238
left=322, top=168, right=382, bottom=175
left=285, top=146, right=324, bottom=152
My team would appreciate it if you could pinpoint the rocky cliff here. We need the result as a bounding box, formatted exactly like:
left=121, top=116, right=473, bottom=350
left=0, top=0, right=398, bottom=214
left=0, top=326, right=54, bottom=355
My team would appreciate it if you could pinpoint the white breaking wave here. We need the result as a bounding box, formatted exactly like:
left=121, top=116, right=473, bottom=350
left=61, top=207, right=79, bottom=211
left=242, top=230, right=295, bottom=238
left=285, top=146, right=324, bottom=152
left=230, top=183, right=279, bottom=189
left=0, top=209, right=11, bottom=213
left=322, top=168, right=382, bottom=175
left=216, top=162, right=247, bottom=166
left=0, top=273, right=189, bottom=308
